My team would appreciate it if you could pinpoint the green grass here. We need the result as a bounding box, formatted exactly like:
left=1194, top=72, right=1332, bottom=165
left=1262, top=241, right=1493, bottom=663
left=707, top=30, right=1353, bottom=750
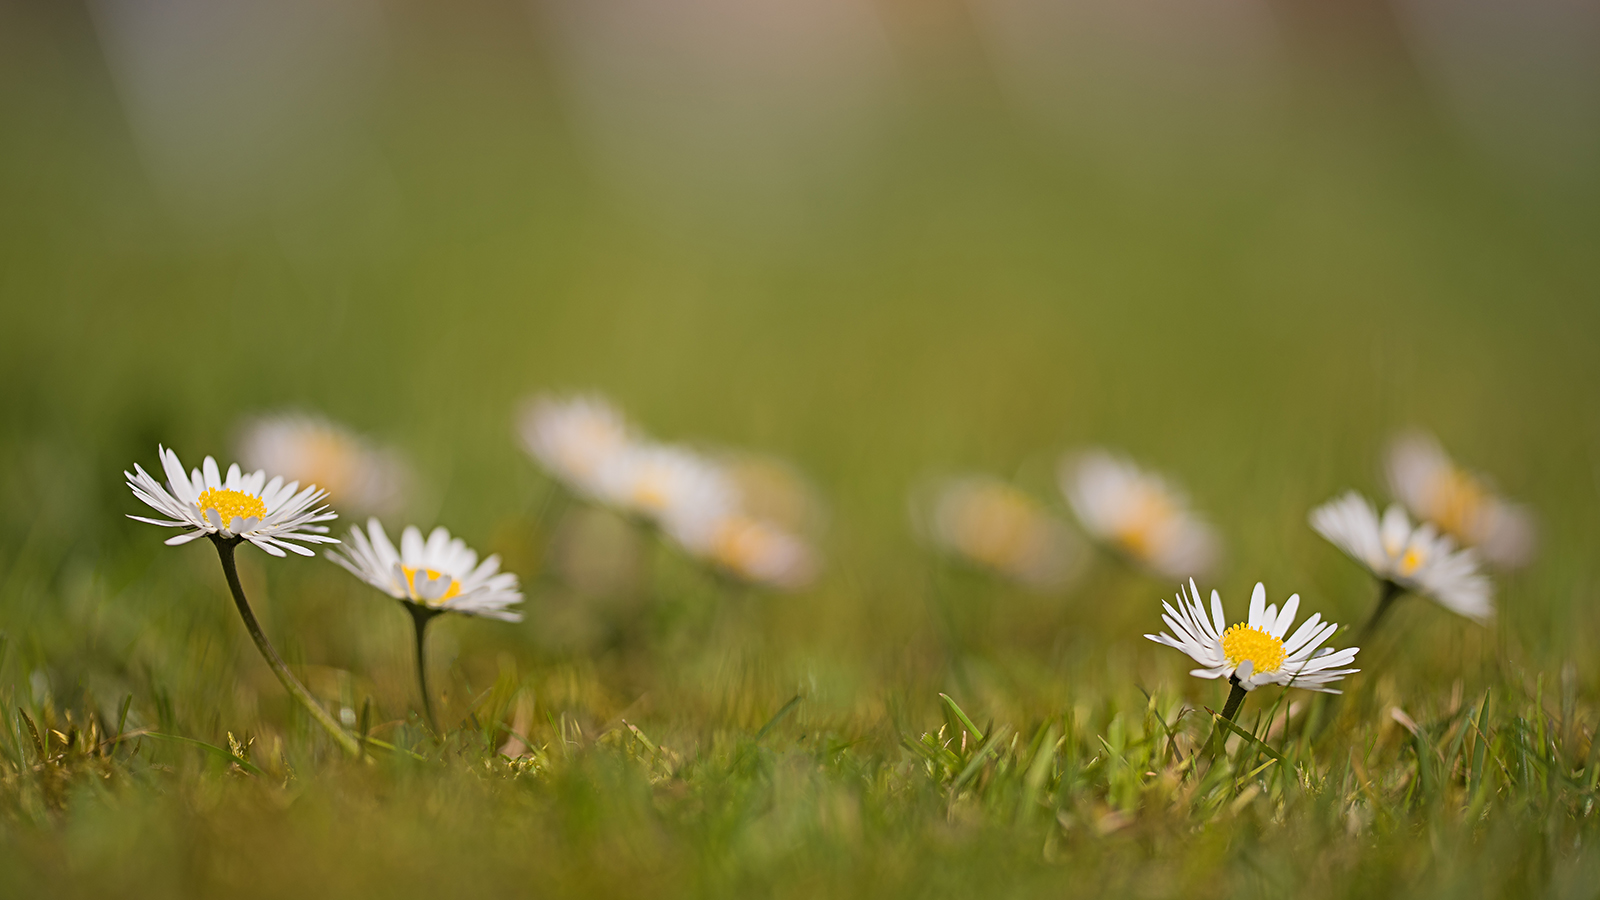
left=3, top=3, right=1600, bottom=897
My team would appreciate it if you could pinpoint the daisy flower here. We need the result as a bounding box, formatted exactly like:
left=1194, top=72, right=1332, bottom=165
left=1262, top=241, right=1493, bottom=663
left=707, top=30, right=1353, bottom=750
left=236, top=411, right=411, bottom=516
left=1310, top=491, right=1493, bottom=625
left=1386, top=430, right=1535, bottom=568
left=122, top=445, right=358, bottom=756
left=125, top=445, right=339, bottom=557
left=328, top=520, right=523, bottom=729
left=643, top=449, right=819, bottom=590
left=328, top=519, right=524, bottom=622
left=920, top=475, right=1083, bottom=591
left=1060, top=450, right=1220, bottom=580
left=1147, top=580, right=1360, bottom=722
left=595, top=441, right=738, bottom=523
left=517, top=393, right=635, bottom=501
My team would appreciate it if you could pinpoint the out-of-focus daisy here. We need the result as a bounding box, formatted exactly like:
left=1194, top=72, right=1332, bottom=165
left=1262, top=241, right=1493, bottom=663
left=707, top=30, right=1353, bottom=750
left=1146, top=579, right=1360, bottom=721
left=329, top=520, right=522, bottom=729
left=642, top=447, right=819, bottom=590
left=1310, top=491, right=1493, bottom=627
left=919, top=476, right=1083, bottom=591
left=517, top=393, right=635, bottom=501
left=723, top=453, right=827, bottom=536
left=1386, top=430, right=1535, bottom=568
left=1060, top=450, right=1219, bottom=580
left=596, top=441, right=738, bottom=523
left=125, top=445, right=338, bottom=557
left=122, top=445, right=358, bottom=756
left=236, top=412, right=411, bottom=516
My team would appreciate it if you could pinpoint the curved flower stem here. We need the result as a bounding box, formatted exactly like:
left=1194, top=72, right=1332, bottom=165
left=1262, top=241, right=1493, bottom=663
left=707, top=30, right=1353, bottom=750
left=1207, top=678, right=1250, bottom=760
left=407, top=604, right=441, bottom=733
left=1359, top=579, right=1406, bottom=642
left=211, top=536, right=363, bottom=758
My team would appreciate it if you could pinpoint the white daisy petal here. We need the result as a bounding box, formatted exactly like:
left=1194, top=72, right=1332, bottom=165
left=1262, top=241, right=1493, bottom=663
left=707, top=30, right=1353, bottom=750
left=1147, top=581, right=1359, bottom=694
left=1311, top=490, right=1496, bottom=623
left=327, top=520, right=524, bottom=622
left=1060, top=450, right=1220, bottom=579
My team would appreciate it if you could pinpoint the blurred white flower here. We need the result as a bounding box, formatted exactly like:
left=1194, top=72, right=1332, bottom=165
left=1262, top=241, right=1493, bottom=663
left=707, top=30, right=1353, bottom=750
left=124, top=445, right=338, bottom=557
left=1060, top=451, right=1219, bottom=580
left=1147, top=580, right=1360, bottom=693
left=920, top=476, right=1083, bottom=591
left=632, top=444, right=818, bottom=590
left=328, top=519, right=522, bottom=621
left=517, top=393, right=635, bottom=501
left=236, top=412, right=410, bottom=517
left=1310, top=491, right=1493, bottom=623
left=597, top=442, right=738, bottom=523
left=1386, top=430, right=1535, bottom=568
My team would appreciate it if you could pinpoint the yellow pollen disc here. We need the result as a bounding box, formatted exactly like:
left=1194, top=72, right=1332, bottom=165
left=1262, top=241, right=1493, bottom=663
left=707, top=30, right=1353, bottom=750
left=401, top=565, right=461, bottom=604
left=1433, top=469, right=1486, bottom=539
left=712, top=518, right=767, bottom=571
left=1113, top=488, right=1173, bottom=560
left=1399, top=545, right=1426, bottom=577
left=1221, top=623, right=1286, bottom=674
left=955, top=489, right=1035, bottom=569
left=195, top=488, right=267, bottom=525
left=632, top=477, right=671, bottom=513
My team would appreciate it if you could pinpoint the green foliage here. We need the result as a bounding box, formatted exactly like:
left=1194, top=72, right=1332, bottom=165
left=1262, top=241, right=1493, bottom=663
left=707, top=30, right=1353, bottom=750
left=3, top=2, right=1600, bottom=897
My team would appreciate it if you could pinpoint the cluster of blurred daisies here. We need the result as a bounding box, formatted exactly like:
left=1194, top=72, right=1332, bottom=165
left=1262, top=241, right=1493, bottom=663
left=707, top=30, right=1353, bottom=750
left=123, top=393, right=1535, bottom=732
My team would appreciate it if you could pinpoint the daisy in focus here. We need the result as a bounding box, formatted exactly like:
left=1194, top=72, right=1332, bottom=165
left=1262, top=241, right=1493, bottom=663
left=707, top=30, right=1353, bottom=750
left=919, top=475, right=1083, bottom=592
left=1310, top=491, right=1493, bottom=627
left=236, top=412, right=411, bottom=517
left=1386, top=430, right=1535, bottom=568
left=329, top=519, right=523, bottom=729
left=123, top=445, right=358, bottom=755
left=125, top=445, right=339, bottom=557
left=1146, top=579, right=1360, bottom=721
left=517, top=392, right=635, bottom=501
left=1060, top=450, right=1220, bottom=580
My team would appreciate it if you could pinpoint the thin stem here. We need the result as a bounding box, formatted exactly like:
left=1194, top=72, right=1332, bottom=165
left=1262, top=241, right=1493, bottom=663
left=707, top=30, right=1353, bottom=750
left=211, top=536, right=362, bottom=758
left=1207, top=677, right=1250, bottom=760
left=1359, top=579, right=1406, bottom=642
left=1220, top=680, right=1248, bottom=722
left=408, top=604, right=441, bottom=733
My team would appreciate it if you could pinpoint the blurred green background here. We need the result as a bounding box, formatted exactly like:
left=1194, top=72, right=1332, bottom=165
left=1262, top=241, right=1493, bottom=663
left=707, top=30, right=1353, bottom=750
left=1, top=0, right=1599, bottom=895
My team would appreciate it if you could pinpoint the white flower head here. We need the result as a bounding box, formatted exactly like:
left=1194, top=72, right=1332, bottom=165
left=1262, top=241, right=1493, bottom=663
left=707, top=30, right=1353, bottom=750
left=517, top=393, right=635, bottom=501
left=1386, top=430, right=1535, bottom=568
left=1310, top=491, right=1493, bottom=623
left=125, top=445, right=339, bottom=557
left=919, top=475, right=1084, bottom=591
left=1060, top=450, right=1219, bottom=580
left=596, top=441, right=736, bottom=523
left=236, top=411, right=411, bottom=516
left=633, top=446, right=819, bottom=590
left=328, top=519, right=523, bottom=621
left=1146, top=580, right=1360, bottom=693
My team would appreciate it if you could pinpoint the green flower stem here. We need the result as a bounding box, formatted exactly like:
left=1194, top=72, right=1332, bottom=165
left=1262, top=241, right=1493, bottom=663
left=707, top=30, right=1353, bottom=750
left=407, top=604, right=441, bottom=733
left=211, top=536, right=363, bottom=758
left=1359, top=579, right=1406, bottom=641
left=1207, top=677, right=1250, bottom=759
left=1220, top=680, right=1248, bottom=721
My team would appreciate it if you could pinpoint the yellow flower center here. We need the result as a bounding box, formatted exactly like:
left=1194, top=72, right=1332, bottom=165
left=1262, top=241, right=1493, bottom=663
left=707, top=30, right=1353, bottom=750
left=1113, top=487, right=1173, bottom=560
left=1398, top=544, right=1426, bottom=577
left=401, top=565, right=461, bottom=604
left=1221, top=623, right=1285, bottom=674
left=298, top=430, right=359, bottom=497
left=631, top=475, right=672, bottom=513
left=1432, top=468, right=1486, bottom=539
left=712, top=517, right=768, bottom=571
left=954, top=489, right=1036, bottom=568
left=195, top=488, right=267, bottom=525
